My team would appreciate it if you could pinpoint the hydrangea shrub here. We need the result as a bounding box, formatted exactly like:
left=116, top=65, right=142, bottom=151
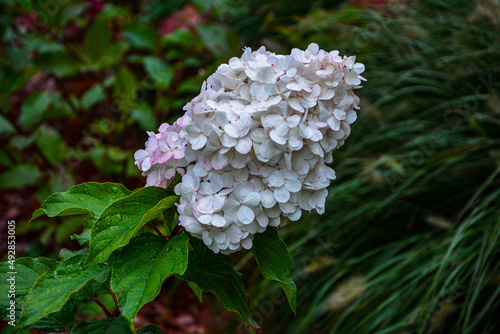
left=135, top=43, right=365, bottom=253
left=2, top=44, right=364, bottom=333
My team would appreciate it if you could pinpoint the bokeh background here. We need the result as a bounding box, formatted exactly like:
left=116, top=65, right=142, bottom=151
left=1, top=0, right=500, bottom=333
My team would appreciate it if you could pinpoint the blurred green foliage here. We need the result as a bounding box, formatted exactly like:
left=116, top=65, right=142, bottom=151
left=1, top=0, right=500, bottom=333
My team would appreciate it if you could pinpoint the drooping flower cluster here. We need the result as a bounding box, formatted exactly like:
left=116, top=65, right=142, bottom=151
left=135, top=43, right=365, bottom=253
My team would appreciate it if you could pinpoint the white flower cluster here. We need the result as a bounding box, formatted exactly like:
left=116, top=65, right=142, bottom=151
left=135, top=43, right=365, bottom=253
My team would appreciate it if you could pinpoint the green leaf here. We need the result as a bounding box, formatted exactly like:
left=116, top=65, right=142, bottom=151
left=111, top=233, right=189, bottom=325
left=30, top=300, right=74, bottom=333
left=17, top=255, right=111, bottom=328
left=0, top=113, right=15, bottom=136
left=123, top=23, right=157, bottom=51
left=131, top=103, right=157, bottom=131
left=0, top=258, right=58, bottom=322
left=187, top=281, right=203, bottom=303
left=33, top=51, right=79, bottom=77
left=30, top=182, right=132, bottom=226
left=70, top=317, right=132, bottom=334
left=20, top=91, right=52, bottom=128
left=252, top=228, right=297, bottom=314
left=71, top=228, right=91, bottom=246
left=179, top=241, right=260, bottom=329
left=0, top=164, right=41, bottom=189
left=81, top=84, right=105, bottom=110
left=136, top=324, right=164, bottom=334
left=35, top=125, right=68, bottom=164
left=143, top=56, right=174, bottom=88
left=84, top=18, right=111, bottom=63
left=195, top=23, right=240, bottom=57
left=113, top=66, right=137, bottom=111
left=59, top=248, right=88, bottom=261
left=85, top=187, right=178, bottom=267
left=161, top=28, right=202, bottom=48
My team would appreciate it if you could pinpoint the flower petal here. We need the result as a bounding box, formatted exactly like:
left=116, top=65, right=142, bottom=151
left=237, top=205, right=255, bottom=224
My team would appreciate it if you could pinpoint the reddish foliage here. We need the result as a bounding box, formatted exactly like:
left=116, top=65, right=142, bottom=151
left=159, top=5, right=203, bottom=35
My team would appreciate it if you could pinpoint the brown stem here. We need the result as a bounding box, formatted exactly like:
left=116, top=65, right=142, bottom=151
left=147, top=222, right=165, bottom=237
left=167, top=225, right=184, bottom=241
left=110, top=291, right=120, bottom=317
left=93, top=297, right=112, bottom=317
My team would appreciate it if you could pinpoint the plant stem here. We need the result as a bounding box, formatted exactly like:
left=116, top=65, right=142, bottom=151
left=111, top=291, right=120, bottom=317
left=93, top=297, right=112, bottom=317
left=147, top=222, right=165, bottom=237
left=167, top=225, right=184, bottom=241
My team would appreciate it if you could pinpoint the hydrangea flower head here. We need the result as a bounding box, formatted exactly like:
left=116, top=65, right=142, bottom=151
left=135, top=43, right=365, bottom=253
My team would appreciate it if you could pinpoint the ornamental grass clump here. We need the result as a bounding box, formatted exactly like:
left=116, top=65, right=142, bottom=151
left=135, top=43, right=366, bottom=253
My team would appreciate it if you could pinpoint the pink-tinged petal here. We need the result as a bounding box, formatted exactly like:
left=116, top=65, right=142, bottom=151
left=275, top=122, right=289, bottom=137
left=243, top=192, right=261, bottom=206
left=286, top=67, right=297, bottom=77
left=307, top=43, right=319, bottom=54
left=164, top=168, right=176, bottom=180
left=224, top=123, right=240, bottom=138
left=212, top=214, right=227, bottom=227
left=212, top=194, right=226, bottom=211
left=285, top=178, right=302, bottom=193
left=259, top=66, right=276, bottom=83
left=158, top=123, right=170, bottom=133
left=197, top=197, right=215, bottom=214
left=262, top=114, right=283, bottom=128
left=265, top=206, right=281, bottom=218
left=270, top=130, right=287, bottom=145
left=235, top=136, right=252, bottom=154
left=286, top=82, right=302, bottom=91
left=288, top=208, right=302, bottom=221
left=309, top=141, right=324, bottom=157
left=269, top=217, right=280, bottom=227
left=256, top=212, right=269, bottom=228
left=260, top=189, right=276, bottom=208
left=173, top=148, right=185, bottom=159
left=227, top=226, right=242, bottom=243
left=345, top=110, right=357, bottom=124
left=134, top=149, right=148, bottom=161
left=287, top=115, right=301, bottom=128
left=279, top=202, right=294, bottom=214
left=241, top=237, right=253, bottom=249
left=146, top=136, right=158, bottom=151
left=343, top=56, right=356, bottom=68
left=220, top=134, right=237, bottom=148
left=198, top=182, right=213, bottom=195
left=319, top=89, right=335, bottom=100
left=158, top=139, right=169, bottom=152
left=193, top=163, right=208, bottom=177
left=190, top=135, right=207, bottom=150
left=310, top=128, right=323, bottom=141
left=142, top=157, right=152, bottom=171
left=288, top=97, right=304, bottom=112
left=202, top=230, right=212, bottom=246
left=325, top=166, right=336, bottom=180
left=333, top=108, right=346, bottom=120
left=210, top=174, right=224, bottom=192
left=284, top=153, right=292, bottom=171
left=145, top=168, right=160, bottom=186
left=156, top=151, right=173, bottom=163
left=274, top=186, right=290, bottom=203
left=268, top=170, right=285, bottom=188
left=238, top=205, right=255, bottom=224
left=211, top=153, right=228, bottom=170
left=214, top=231, right=226, bottom=244
left=198, top=214, right=213, bottom=225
